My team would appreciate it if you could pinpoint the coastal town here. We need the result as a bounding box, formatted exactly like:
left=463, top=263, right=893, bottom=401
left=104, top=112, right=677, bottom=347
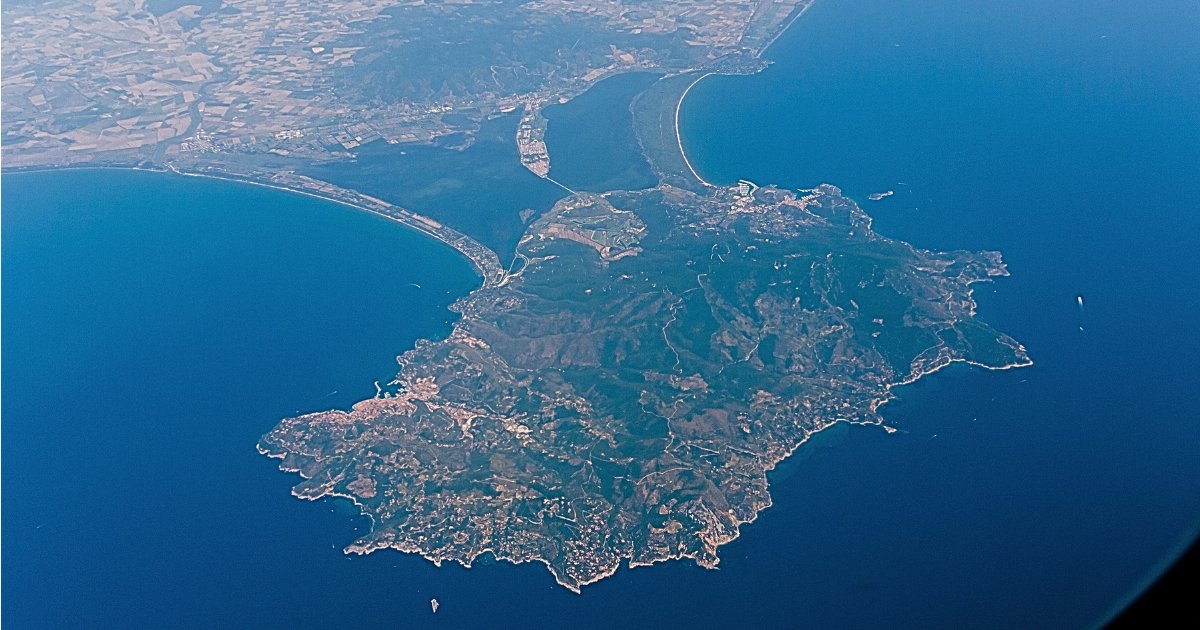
left=516, top=103, right=551, bottom=178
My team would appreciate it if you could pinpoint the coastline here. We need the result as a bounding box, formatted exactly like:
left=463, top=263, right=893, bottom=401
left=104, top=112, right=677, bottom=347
left=165, top=167, right=503, bottom=285
left=671, top=0, right=817, bottom=189
left=755, top=0, right=816, bottom=60
left=7, top=0, right=1037, bottom=596
left=254, top=183, right=1033, bottom=593
left=11, top=0, right=1199, bottom=622
left=1, top=164, right=503, bottom=288
left=674, top=72, right=718, bottom=188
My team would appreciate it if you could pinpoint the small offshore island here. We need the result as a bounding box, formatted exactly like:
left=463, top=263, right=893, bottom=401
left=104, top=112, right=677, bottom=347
left=3, top=0, right=1030, bottom=594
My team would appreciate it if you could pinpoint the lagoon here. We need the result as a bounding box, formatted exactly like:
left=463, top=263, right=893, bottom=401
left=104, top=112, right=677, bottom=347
left=3, top=0, right=1199, bottom=626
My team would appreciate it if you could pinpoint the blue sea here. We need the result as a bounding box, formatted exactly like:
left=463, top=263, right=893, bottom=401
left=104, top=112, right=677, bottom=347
left=4, top=0, right=1199, bottom=627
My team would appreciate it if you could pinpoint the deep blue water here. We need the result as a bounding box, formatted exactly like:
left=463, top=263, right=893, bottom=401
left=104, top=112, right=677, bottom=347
left=4, top=0, right=1199, bottom=627
left=681, top=0, right=1200, bottom=626
left=1, top=170, right=485, bottom=627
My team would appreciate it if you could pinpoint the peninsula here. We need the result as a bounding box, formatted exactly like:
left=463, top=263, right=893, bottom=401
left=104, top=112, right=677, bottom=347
left=3, top=0, right=1031, bottom=594
left=259, top=182, right=1030, bottom=592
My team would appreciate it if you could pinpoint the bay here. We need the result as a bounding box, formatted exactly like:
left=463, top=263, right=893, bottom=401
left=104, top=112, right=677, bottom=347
left=1, top=169, right=485, bottom=627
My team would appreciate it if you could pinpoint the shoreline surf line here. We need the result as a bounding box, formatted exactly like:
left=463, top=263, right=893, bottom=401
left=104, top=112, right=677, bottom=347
left=673, top=1, right=819, bottom=189
left=755, top=0, right=818, bottom=60
left=2, top=163, right=500, bottom=287
left=675, top=71, right=717, bottom=188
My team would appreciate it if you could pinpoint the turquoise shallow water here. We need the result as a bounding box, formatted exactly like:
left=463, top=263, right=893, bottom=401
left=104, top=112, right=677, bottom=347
left=4, top=0, right=1199, bottom=626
